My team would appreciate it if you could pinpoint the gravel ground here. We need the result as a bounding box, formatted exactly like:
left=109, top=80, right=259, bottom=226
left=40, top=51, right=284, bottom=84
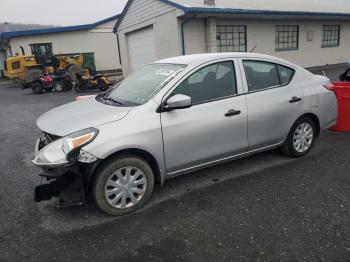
left=0, top=80, right=349, bottom=262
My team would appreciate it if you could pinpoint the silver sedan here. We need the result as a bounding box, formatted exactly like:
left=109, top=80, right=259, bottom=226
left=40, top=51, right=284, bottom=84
left=32, top=53, right=338, bottom=215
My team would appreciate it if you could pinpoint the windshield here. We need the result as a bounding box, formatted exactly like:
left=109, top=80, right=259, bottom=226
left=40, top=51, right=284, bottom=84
left=106, top=64, right=186, bottom=106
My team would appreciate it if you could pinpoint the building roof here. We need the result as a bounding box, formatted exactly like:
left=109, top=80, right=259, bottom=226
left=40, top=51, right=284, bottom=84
left=163, top=0, right=350, bottom=15
left=1, top=14, right=120, bottom=39
left=0, top=23, right=55, bottom=33
left=114, top=0, right=350, bottom=32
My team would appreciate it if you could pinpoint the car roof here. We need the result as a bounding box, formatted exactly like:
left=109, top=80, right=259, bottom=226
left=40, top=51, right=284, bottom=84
left=154, top=52, right=294, bottom=67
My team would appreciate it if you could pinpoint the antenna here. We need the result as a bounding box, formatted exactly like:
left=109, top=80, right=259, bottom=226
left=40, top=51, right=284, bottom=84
left=250, top=45, right=257, bottom=53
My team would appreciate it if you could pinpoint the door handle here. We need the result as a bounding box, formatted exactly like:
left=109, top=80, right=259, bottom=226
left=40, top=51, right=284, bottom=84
left=289, top=96, right=302, bottom=103
left=225, top=109, right=241, bottom=117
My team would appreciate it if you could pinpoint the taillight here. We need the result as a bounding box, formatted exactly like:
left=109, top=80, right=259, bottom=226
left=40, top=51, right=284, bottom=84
left=324, top=83, right=335, bottom=92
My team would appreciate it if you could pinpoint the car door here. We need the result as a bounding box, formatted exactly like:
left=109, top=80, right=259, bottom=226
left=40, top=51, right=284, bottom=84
left=161, top=60, right=248, bottom=174
left=239, top=59, right=303, bottom=150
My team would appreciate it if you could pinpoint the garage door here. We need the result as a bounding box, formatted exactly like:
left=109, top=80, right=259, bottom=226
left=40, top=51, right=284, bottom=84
left=127, top=26, right=156, bottom=72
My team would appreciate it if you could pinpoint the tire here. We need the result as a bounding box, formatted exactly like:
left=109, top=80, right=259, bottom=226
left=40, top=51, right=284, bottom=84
left=62, top=80, right=73, bottom=91
left=74, top=84, right=83, bottom=93
left=67, top=64, right=83, bottom=81
left=97, top=79, right=108, bottom=91
left=22, top=82, right=30, bottom=89
left=31, top=82, right=43, bottom=94
left=54, top=81, right=64, bottom=92
left=280, top=116, right=317, bottom=158
left=93, top=155, right=155, bottom=216
left=24, top=68, right=43, bottom=82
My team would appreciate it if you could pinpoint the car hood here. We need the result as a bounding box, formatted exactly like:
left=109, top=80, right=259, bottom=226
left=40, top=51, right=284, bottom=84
left=37, top=96, right=132, bottom=136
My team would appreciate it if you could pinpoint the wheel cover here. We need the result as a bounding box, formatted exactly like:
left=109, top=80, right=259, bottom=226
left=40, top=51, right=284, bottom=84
left=54, top=82, right=63, bottom=92
left=104, top=166, right=147, bottom=209
left=293, top=122, right=314, bottom=153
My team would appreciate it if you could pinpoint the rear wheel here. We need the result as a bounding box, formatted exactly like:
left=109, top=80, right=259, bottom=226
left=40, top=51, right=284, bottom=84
left=93, top=155, right=154, bottom=216
left=22, top=82, right=30, bottom=89
left=31, top=82, right=43, bottom=94
left=24, top=68, right=43, bottom=82
left=62, top=80, right=73, bottom=91
left=280, top=116, right=316, bottom=158
left=67, top=64, right=83, bottom=81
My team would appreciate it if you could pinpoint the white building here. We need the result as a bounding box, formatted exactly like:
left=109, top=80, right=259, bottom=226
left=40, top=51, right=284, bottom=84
left=115, top=0, right=350, bottom=76
left=1, top=15, right=121, bottom=73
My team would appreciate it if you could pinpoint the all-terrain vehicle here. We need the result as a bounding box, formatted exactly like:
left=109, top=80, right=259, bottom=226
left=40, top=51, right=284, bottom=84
left=74, top=68, right=111, bottom=93
left=31, top=69, right=73, bottom=94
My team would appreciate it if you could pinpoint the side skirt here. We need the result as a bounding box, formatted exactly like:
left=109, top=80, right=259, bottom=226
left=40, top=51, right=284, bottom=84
left=163, top=142, right=284, bottom=180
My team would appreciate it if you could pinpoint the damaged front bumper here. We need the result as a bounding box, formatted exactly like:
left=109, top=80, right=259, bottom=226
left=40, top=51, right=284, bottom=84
left=34, top=161, right=100, bottom=206
left=33, top=130, right=100, bottom=206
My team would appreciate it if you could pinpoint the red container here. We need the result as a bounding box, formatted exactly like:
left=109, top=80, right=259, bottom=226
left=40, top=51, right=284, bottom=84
left=329, top=82, right=350, bottom=132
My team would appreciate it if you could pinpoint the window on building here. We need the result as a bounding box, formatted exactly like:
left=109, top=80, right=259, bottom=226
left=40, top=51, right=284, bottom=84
left=216, top=25, right=247, bottom=52
left=322, top=25, right=340, bottom=48
left=275, top=25, right=299, bottom=51
left=243, top=60, right=295, bottom=92
left=174, top=61, right=237, bottom=104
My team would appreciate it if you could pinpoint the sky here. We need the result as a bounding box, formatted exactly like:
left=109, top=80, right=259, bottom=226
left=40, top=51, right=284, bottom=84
left=0, top=0, right=128, bottom=26
left=1, top=0, right=350, bottom=26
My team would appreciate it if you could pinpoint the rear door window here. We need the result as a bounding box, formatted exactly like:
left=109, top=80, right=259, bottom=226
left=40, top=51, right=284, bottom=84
left=277, top=65, right=294, bottom=85
left=243, top=60, right=295, bottom=92
left=243, top=61, right=280, bottom=92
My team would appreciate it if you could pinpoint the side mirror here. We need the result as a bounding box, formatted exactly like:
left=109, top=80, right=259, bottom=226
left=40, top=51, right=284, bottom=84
left=164, top=94, right=192, bottom=111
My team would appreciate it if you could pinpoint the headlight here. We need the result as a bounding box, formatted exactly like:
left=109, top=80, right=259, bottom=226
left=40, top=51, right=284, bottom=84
left=62, top=132, right=95, bottom=156
left=32, top=128, right=98, bottom=167
left=25, top=57, right=35, bottom=61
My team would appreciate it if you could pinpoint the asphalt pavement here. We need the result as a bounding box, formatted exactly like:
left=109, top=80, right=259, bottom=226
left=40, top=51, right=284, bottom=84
left=0, top=80, right=349, bottom=262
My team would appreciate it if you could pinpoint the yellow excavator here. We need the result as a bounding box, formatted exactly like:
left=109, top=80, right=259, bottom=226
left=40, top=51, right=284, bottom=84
left=4, top=43, right=85, bottom=86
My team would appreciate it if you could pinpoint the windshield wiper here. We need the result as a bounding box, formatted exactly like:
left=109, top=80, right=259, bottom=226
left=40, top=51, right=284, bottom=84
left=102, top=94, right=123, bottom=106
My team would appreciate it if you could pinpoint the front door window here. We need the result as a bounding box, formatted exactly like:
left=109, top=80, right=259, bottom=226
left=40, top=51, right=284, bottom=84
left=173, top=61, right=237, bottom=104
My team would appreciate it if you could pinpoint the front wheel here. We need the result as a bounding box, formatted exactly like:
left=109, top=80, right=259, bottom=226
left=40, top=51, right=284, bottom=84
left=280, top=116, right=316, bottom=158
left=54, top=81, right=64, bottom=92
left=31, top=82, right=43, bottom=94
left=93, top=155, right=155, bottom=216
left=67, top=64, right=83, bottom=81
